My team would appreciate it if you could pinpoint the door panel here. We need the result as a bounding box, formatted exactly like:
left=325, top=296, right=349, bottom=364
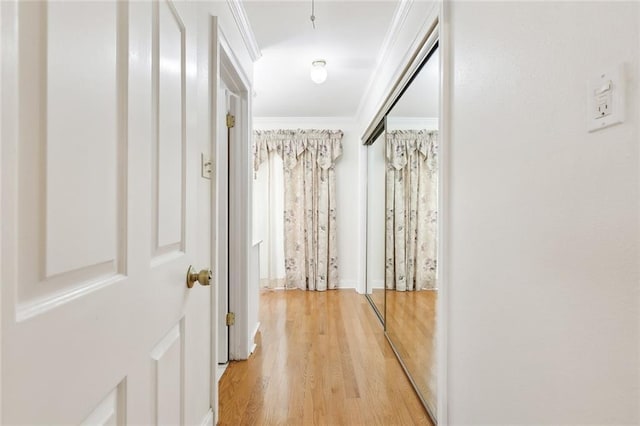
left=80, top=383, right=126, bottom=426
left=151, top=321, right=184, bottom=425
left=46, top=1, right=121, bottom=277
left=15, top=0, right=127, bottom=320
left=154, top=0, right=185, bottom=254
left=1, top=1, right=211, bottom=424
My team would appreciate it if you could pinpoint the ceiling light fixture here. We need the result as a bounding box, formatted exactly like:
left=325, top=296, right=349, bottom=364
left=310, top=60, right=327, bottom=84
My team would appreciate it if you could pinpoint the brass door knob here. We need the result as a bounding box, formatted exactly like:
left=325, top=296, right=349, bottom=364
left=186, top=265, right=212, bottom=288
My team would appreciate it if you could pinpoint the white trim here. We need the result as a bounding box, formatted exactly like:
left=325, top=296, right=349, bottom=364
left=208, top=17, right=220, bottom=425
left=199, top=408, right=214, bottom=426
left=438, top=1, right=449, bottom=423
left=256, top=284, right=357, bottom=291
left=249, top=321, right=260, bottom=355
left=338, top=280, right=358, bottom=289
left=258, top=287, right=357, bottom=292
left=253, top=116, right=355, bottom=127
left=0, top=2, right=10, bottom=421
left=218, top=28, right=251, bottom=93
left=226, top=0, right=262, bottom=62
left=216, top=364, right=228, bottom=383
left=218, top=29, right=253, bottom=363
left=376, top=0, right=413, bottom=72
left=368, top=279, right=384, bottom=290
left=355, top=0, right=413, bottom=120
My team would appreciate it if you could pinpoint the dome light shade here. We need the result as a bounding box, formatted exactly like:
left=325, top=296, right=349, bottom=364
left=310, top=60, right=327, bottom=84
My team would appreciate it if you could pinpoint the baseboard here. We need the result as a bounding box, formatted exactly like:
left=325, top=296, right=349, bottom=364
left=216, top=364, right=228, bottom=383
left=261, top=283, right=359, bottom=290
left=249, top=321, right=260, bottom=355
left=370, top=279, right=385, bottom=289
left=338, top=280, right=358, bottom=289
left=200, top=408, right=214, bottom=426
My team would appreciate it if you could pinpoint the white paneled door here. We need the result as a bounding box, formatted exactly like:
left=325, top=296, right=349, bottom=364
left=1, top=1, right=213, bottom=424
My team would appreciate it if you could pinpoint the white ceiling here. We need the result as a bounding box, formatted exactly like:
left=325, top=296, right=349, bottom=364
left=243, top=0, right=399, bottom=117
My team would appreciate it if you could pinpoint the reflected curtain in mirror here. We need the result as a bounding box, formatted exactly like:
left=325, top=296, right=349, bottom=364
left=253, top=150, right=286, bottom=288
left=253, top=130, right=343, bottom=291
left=386, top=130, right=438, bottom=291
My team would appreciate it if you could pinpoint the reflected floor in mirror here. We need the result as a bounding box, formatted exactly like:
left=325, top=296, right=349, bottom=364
left=386, top=290, right=437, bottom=413
left=369, top=288, right=385, bottom=319
left=219, top=290, right=433, bottom=426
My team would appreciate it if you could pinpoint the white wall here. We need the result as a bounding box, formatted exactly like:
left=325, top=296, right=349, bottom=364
left=253, top=118, right=360, bottom=289
left=386, top=117, right=438, bottom=132
left=366, top=133, right=386, bottom=290
left=445, top=2, right=640, bottom=424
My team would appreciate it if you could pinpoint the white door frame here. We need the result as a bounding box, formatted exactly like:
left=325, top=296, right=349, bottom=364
left=208, top=19, right=253, bottom=418
left=218, top=29, right=253, bottom=362
left=438, top=3, right=450, bottom=423
left=0, top=3, right=8, bottom=421
left=208, top=15, right=252, bottom=424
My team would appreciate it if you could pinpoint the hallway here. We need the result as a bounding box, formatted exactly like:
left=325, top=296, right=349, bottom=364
left=219, top=290, right=433, bottom=425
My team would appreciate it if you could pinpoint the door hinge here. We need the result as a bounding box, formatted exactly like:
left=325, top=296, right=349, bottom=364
left=226, top=113, right=235, bottom=129
left=226, top=312, right=235, bottom=326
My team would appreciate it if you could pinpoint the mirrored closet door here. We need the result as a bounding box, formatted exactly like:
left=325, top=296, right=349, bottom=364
left=365, top=43, right=440, bottom=422
left=386, top=44, right=439, bottom=419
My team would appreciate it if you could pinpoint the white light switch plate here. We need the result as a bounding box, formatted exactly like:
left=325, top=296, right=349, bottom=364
left=587, top=64, right=625, bottom=132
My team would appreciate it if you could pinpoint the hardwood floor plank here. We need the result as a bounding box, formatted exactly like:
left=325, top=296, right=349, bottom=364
left=218, top=289, right=432, bottom=426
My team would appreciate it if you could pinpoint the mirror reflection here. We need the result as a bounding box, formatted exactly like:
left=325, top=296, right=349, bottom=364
left=366, top=131, right=386, bottom=322
left=385, top=46, right=439, bottom=418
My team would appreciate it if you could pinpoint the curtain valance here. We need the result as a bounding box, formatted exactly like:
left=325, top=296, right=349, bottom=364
left=253, top=129, right=343, bottom=172
left=386, top=130, right=438, bottom=171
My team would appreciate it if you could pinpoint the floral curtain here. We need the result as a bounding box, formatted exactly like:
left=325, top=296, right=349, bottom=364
left=254, top=129, right=343, bottom=291
left=385, top=130, right=438, bottom=291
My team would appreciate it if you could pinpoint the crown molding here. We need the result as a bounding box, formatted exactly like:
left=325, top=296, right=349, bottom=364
left=227, top=0, right=262, bottom=62
left=354, top=0, right=413, bottom=119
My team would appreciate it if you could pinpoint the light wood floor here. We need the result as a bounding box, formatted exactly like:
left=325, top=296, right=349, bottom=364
left=218, top=289, right=433, bottom=426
